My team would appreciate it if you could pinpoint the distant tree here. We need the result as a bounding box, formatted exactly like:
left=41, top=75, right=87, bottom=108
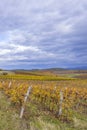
left=2, top=72, right=8, bottom=75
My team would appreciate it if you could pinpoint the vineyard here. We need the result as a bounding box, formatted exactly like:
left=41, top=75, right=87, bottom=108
left=0, top=74, right=74, bottom=80
left=0, top=78, right=87, bottom=122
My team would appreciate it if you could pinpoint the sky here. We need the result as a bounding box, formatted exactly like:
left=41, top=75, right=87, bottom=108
left=0, top=0, right=87, bottom=70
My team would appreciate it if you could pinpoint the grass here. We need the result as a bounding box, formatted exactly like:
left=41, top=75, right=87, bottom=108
left=0, top=91, right=28, bottom=130
left=0, top=91, right=87, bottom=130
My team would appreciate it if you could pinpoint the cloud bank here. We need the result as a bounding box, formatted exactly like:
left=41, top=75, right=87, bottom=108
left=0, top=0, right=87, bottom=69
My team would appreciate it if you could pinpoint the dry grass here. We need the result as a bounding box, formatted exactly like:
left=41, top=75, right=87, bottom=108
left=0, top=91, right=87, bottom=130
left=73, top=117, right=87, bottom=130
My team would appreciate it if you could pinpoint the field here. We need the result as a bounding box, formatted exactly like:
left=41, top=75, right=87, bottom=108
left=0, top=70, right=87, bottom=130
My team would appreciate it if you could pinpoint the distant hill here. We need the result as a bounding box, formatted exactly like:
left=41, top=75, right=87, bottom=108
left=0, top=68, right=87, bottom=79
left=10, top=68, right=87, bottom=77
left=70, top=66, right=87, bottom=70
left=0, top=69, right=3, bottom=71
left=43, top=68, right=67, bottom=71
left=1, top=68, right=87, bottom=77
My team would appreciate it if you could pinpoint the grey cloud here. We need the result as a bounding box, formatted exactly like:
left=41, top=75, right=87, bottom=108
left=0, top=0, right=87, bottom=69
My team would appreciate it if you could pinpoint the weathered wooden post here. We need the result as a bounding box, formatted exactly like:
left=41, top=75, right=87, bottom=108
left=58, top=90, right=63, bottom=116
left=20, top=86, right=32, bottom=119
left=8, top=81, right=12, bottom=88
left=2, top=81, right=5, bottom=85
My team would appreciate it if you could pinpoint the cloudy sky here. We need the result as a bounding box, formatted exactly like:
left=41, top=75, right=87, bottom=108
left=0, top=0, right=87, bottom=69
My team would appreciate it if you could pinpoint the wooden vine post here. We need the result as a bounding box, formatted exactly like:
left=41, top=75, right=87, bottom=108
left=20, top=86, right=32, bottom=119
left=8, top=81, right=12, bottom=88
left=58, top=90, right=63, bottom=116
left=2, top=81, right=5, bottom=85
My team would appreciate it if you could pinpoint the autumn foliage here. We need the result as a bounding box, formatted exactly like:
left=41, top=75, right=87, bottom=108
left=0, top=79, right=87, bottom=120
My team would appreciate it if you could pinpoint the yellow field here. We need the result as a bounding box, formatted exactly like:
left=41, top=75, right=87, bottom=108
left=0, top=78, right=87, bottom=121
left=0, top=73, right=76, bottom=80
